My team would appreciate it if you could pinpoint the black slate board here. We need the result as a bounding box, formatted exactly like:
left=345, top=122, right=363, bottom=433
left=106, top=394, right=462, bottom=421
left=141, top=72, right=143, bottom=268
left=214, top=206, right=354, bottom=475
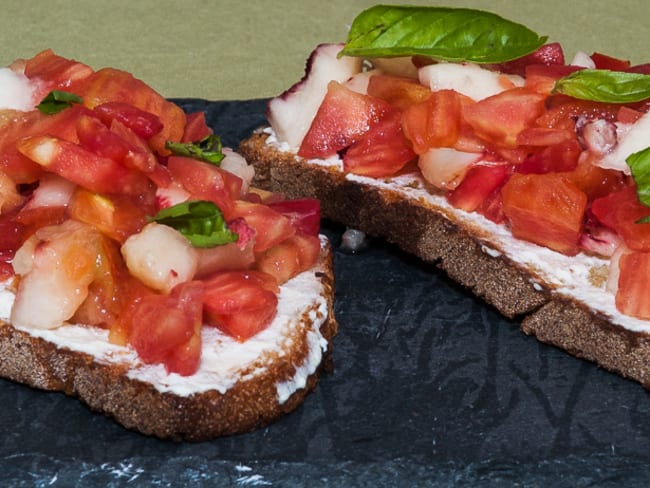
left=3, top=99, right=650, bottom=487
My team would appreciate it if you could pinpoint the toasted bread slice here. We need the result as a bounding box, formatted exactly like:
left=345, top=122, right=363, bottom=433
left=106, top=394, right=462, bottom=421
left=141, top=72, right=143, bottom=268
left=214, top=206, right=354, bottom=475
left=0, top=236, right=336, bottom=441
left=240, top=132, right=650, bottom=388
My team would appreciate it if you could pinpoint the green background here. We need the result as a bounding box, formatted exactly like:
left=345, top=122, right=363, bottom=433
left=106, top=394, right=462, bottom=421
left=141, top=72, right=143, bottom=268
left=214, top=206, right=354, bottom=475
left=0, top=1, right=647, bottom=101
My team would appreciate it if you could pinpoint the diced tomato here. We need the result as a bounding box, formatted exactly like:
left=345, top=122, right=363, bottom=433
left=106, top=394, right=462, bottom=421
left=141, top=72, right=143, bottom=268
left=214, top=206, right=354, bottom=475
left=71, top=235, right=130, bottom=327
left=79, top=68, right=186, bottom=155
left=0, top=210, right=25, bottom=276
left=202, top=270, right=278, bottom=341
left=195, top=240, right=256, bottom=278
left=516, top=139, right=582, bottom=174
left=17, top=135, right=152, bottom=196
left=93, top=101, right=163, bottom=139
left=255, top=233, right=321, bottom=285
left=590, top=52, right=631, bottom=71
left=68, top=188, right=151, bottom=243
left=343, top=109, right=416, bottom=177
left=108, top=119, right=161, bottom=177
left=537, top=94, right=620, bottom=130
left=15, top=206, right=67, bottom=238
left=266, top=198, right=321, bottom=236
left=615, top=250, right=650, bottom=319
left=591, top=185, right=650, bottom=251
left=298, top=80, right=392, bottom=158
left=515, top=127, right=575, bottom=147
left=128, top=280, right=204, bottom=375
left=167, top=156, right=242, bottom=216
left=0, top=105, right=89, bottom=184
left=229, top=200, right=295, bottom=252
left=255, top=238, right=301, bottom=285
left=524, top=64, right=582, bottom=95
left=563, top=154, right=627, bottom=200
left=366, top=74, right=431, bottom=110
left=497, top=42, right=566, bottom=76
left=501, top=172, right=588, bottom=255
left=617, top=106, right=645, bottom=124
left=462, top=88, right=546, bottom=147
left=182, top=112, right=213, bottom=142
left=402, top=90, right=463, bottom=154
left=447, top=164, right=510, bottom=213
left=76, top=113, right=135, bottom=163
left=22, top=49, right=94, bottom=101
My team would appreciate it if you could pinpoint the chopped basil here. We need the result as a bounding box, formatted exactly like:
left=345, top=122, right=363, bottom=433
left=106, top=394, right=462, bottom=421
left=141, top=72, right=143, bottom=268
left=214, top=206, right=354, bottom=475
left=149, top=200, right=238, bottom=247
left=165, top=134, right=225, bottom=165
left=340, top=5, right=547, bottom=63
left=626, top=147, right=650, bottom=223
left=554, top=69, right=650, bottom=103
left=37, top=90, right=83, bottom=114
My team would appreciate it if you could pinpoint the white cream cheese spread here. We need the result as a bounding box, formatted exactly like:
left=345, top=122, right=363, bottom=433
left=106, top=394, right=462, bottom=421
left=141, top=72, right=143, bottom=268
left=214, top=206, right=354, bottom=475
left=0, top=243, right=330, bottom=403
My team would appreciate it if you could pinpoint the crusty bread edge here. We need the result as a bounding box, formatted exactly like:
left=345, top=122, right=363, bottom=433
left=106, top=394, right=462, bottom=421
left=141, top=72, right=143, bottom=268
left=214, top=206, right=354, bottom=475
left=0, top=239, right=337, bottom=442
left=240, top=131, right=650, bottom=388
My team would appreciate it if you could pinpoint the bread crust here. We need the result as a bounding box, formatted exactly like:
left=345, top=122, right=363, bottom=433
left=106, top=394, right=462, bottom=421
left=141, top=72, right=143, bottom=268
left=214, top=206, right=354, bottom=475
left=0, top=241, right=336, bottom=442
left=240, top=131, right=650, bottom=387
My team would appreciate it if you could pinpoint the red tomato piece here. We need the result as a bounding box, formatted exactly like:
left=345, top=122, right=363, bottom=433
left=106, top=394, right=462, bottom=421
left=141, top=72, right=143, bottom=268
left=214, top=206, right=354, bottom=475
left=266, top=198, right=321, bottom=236
left=0, top=105, right=89, bottom=184
left=617, top=106, right=645, bottom=124
left=563, top=155, right=627, bottom=201
left=462, top=88, right=546, bottom=148
left=447, top=164, right=510, bottom=213
left=202, top=270, right=278, bottom=341
left=68, top=188, right=151, bottom=243
left=128, top=280, right=204, bottom=375
left=590, top=52, right=631, bottom=71
left=497, top=42, right=566, bottom=76
left=366, top=74, right=431, bottom=110
left=0, top=210, right=25, bottom=276
left=255, top=233, right=321, bottom=285
left=167, top=155, right=242, bottom=216
left=591, top=186, right=650, bottom=251
left=344, top=109, right=416, bottom=177
left=183, top=112, right=213, bottom=142
left=93, top=101, right=163, bottom=139
left=402, top=89, right=463, bottom=154
left=298, top=81, right=392, bottom=159
left=616, top=251, right=650, bottom=320
left=229, top=200, right=295, bottom=252
left=23, top=49, right=94, bottom=101
left=515, top=127, right=575, bottom=147
left=501, top=173, right=588, bottom=255
left=524, top=64, right=582, bottom=95
left=516, top=139, right=582, bottom=174
left=79, top=67, right=186, bottom=155
left=76, top=113, right=134, bottom=162
left=536, top=95, right=620, bottom=131
left=17, top=135, right=152, bottom=196
left=255, top=238, right=302, bottom=285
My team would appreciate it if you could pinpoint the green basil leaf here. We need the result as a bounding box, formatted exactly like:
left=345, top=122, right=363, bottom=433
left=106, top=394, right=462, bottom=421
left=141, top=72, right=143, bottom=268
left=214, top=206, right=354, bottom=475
left=554, top=69, right=650, bottom=103
left=165, top=134, right=225, bottom=165
left=340, top=5, right=547, bottom=63
left=626, top=147, right=650, bottom=223
left=37, top=90, right=83, bottom=115
left=149, top=200, right=238, bottom=247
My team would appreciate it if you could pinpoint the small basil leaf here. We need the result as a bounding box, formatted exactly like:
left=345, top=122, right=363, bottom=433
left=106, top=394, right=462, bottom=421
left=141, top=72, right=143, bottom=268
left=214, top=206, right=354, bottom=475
left=165, top=134, right=225, bottom=165
left=340, top=5, right=547, bottom=63
left=626, top=147, right=650, bottom=223
left=37, top=90, right=83, bottom=115
left=149, top=200, right=238, bottom=247
left=554, top=69, right=650, bottom=103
